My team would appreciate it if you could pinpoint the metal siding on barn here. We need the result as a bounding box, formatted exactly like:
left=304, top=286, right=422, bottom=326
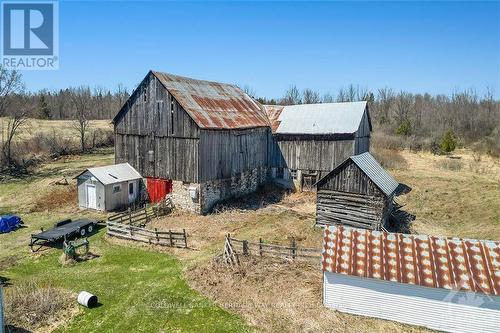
left=323, top=272, right=500, bottom=333
left=77, top=171, right=106, bottom=211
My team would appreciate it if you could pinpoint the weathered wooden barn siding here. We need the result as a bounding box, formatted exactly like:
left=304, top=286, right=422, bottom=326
left=114, top=73, right=200, bottom=182
left=273, top=135, right=355, bottom=176
left=316, top=160, right=389, bottom=230
left=354, top=109, right=371, bottom=154
left=199, top=128, right=271, bottom=182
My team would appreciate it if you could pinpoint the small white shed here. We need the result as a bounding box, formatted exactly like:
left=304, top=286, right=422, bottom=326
left=75, top=163, right=143, bottom=211
left=321, top=225, right=500, bottom=333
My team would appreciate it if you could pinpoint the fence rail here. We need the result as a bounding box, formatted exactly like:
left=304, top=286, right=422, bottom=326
left=108, top=206, right=155, bottom=227
left=107, top=221, right=187, bottom=248
left=225, top=234, right=321, bottom=262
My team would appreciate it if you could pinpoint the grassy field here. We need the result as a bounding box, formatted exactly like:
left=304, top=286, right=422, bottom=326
left=1, top=146, right=498, bottom=332
left=0, top=117, right=112, bottom=142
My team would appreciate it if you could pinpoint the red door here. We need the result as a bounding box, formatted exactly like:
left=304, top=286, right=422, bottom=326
left=146, top=178, right=172, bottom=203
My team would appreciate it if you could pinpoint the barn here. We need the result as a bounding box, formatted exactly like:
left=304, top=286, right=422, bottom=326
left=113, top=71, right=272, bottom=214
left=75, top=163, right=143, bottom=211
left=315, top=152, right=400, bottom=230
left=321, top=225, right=500, bottom=333
left=265, top=101, right=371, bottom=190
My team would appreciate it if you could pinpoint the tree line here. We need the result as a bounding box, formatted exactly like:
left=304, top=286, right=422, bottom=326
left=253, top=84, right=499, bottom=154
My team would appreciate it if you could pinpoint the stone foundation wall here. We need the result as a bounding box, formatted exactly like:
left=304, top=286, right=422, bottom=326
left=170, top=181, right=201, bottom=214
left=199, top=167, right=269, bottom=214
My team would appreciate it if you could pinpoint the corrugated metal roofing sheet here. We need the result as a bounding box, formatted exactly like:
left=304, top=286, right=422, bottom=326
left=76, top=163, right=142, bottom=185
left=263, top=105, right=284, bottom=133
left=322, top=225, right=500, bottom=296
left=271, top=101, right=367, bottom=134
left=153, top=71, right=270, bottom=130
left=351, top=152, right=399, bottom=196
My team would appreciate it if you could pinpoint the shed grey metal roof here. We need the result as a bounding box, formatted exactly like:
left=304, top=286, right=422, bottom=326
left=350, top=152, right=399, bottom=196
left=271, top=101, right=367, bottom=134
left=75, top=163, right=142, bottom=185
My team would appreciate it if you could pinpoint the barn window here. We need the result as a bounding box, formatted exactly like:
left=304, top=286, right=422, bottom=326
left=148, top=150, right=154, bottom=163
left=129, top=182, right=134, bottom=195
left=113, top=185, right=121, bottom=193
left=157, top=101, right=161, bottom=112
left=143, top=86, right=148, bottom=102
left=290, top=169, right=298, bottom=180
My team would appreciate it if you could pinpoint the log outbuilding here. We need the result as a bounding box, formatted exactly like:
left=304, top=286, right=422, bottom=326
left=315, top=152, right=400, bottom=230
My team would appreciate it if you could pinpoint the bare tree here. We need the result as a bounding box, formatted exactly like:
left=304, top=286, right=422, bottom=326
left=302, top=88, right=321, bottom=104
left=282, top=85, right=301, bottom=105
left=0, top=66, right=23, bottom=116
left=2, top=96, right=30, bottom=169
left=377, top=88, right=395, bottom=125
left=71, top=86, right=93, bottom=153
left=322, top=92, right=335, bottom=103
left=336, top=84, right=367, bottom=102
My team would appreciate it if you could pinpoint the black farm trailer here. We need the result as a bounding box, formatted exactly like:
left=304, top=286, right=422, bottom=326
left=29, top=218, right=98, bottom=252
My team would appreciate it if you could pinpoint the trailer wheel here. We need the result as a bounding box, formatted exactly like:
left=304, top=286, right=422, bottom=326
left=87, top=225, right=94, bottom=233
left=80, top=228, right=86, bottom=236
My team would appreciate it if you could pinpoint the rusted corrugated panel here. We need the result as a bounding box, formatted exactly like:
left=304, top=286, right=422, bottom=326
left=263, top=105, right=284, bottom=133
left=152, top=71, right=270, bottom=130
left=322, top=225, right=500, bottom=296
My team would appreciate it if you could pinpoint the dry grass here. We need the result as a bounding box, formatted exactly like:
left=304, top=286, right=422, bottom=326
left=3, top=281, right=79, bottom=332
left=435, top=157, right=463, bottom=171
left=0, top=117, right=112, bottom=142
left=32, top=184, right=77, bottom=212
left=141, top=148, right=498, bottom=333
left=371, top=147, right=409, bottom=170
left=186, top=257, right=428, bottom=333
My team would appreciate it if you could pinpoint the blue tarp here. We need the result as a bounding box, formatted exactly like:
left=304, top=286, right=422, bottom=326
left=0, top=215, right=22, bottom=233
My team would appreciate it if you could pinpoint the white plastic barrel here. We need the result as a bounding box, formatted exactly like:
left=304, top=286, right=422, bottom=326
left=77, top=291, right=98, bottom=308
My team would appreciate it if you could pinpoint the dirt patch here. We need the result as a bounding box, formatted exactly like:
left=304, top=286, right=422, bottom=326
left=3, top=281, right=79, bottom=332
left=31, top=185, right=77, bottom=212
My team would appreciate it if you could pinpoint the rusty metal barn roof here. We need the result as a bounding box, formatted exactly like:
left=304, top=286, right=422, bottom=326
left=269, top=101, right=367, bottom=134
left=322, top=225, right=500, bottom=296
left=263, top=105, right=284, bottom=132
left=152, top=71, right=270, bottom=130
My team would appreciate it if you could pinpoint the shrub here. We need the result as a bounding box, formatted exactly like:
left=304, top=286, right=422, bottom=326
left=371, top=147, right=408, bottom=170
left=4, top=281, right=74, bottom=331
left=395, top=119, right=412, bottom=136
left=440, top=129, right=457, bottom=153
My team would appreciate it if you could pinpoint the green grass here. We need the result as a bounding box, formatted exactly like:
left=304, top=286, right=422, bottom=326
left=2, top=230, right=251, bottom=332
left=1, top=148, right=251, bottom=332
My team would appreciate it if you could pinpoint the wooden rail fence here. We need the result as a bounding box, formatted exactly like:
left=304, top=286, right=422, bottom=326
left=107, top=206, right=156, bottom=227
left=224, top=234, right=321, bottom=262
left=107, top=221, right=187, bottom=248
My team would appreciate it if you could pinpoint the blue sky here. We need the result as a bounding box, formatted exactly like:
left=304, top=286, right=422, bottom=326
left=21, top=1, right=500, bottom=98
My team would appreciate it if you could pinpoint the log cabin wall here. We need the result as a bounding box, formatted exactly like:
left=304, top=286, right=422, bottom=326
left=316, top=160, right=389, bottom=230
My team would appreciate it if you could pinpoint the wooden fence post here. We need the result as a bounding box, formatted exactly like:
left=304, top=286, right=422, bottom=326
left=259, top=238, right=263, bottom=257
left=183, top=229, right=187, bottom=248
left=243, top=240, right=249, bottom=256
left=128, top=207, right=132, bottom=225
left=155, top=228, right=159, bottom=243
left=291, top=237, right=296, bottom=259
left=169, top=230, right=173, bottom=247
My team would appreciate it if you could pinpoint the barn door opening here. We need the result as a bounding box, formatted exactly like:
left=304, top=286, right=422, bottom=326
left=146, top=178, right=173, bottom=203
